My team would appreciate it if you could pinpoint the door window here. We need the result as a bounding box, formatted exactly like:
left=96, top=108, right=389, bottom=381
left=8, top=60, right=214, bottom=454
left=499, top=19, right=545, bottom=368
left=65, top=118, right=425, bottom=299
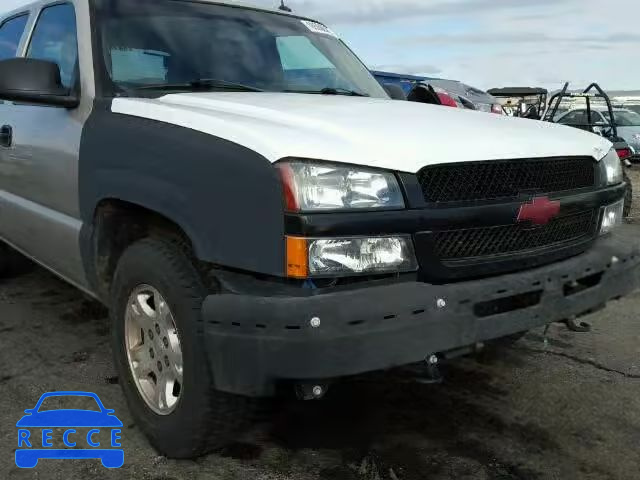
left=591, top=112, right=607, bottom=125
left=27, top=3, right=78, bottom=88
left=0, top=14, right=29, bottom=60
left=559, top=110, right=588, bottom=125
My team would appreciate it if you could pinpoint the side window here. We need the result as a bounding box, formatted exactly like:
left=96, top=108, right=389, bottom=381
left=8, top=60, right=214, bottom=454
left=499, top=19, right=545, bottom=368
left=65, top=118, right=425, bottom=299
left=0, top=14, right=29, bottom=60
left=27, top=3, right=78, bottom=88
left=560, top=111, right=587, bottom=125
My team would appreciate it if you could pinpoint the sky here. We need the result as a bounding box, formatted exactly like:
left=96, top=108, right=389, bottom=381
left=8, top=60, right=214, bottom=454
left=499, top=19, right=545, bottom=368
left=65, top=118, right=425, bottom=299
left=2, top=0, right=638, bottom=91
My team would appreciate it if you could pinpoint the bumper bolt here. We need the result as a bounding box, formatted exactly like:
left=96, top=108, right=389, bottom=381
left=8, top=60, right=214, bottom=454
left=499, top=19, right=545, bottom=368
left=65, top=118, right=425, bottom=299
left=310, top=317, right=321, bottom=328
left=436, top=298, right=447, bottom=309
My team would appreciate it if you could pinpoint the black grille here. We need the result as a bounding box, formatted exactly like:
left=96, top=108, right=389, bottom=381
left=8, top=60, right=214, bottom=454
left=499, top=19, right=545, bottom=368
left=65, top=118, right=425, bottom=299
left=417, top=157, right=596, bottom=203
left=434, top=210, right=597, bottom=260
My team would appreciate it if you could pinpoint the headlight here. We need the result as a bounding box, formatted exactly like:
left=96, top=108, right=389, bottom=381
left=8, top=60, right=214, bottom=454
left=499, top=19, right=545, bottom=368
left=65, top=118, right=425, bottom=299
left=276, top=161, right=404, bottom=212
left=600, top=200, right=624, bottom=235
left=286, top=236, right=417, bottom=278
left=601, top=148, right=623, bottom=185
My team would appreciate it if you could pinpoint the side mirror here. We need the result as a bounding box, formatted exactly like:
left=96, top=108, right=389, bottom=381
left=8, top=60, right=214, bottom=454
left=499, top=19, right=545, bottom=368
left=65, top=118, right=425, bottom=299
left=0, top=58, right=79, bottom=108
left=383, top=83, right=407, bottom=101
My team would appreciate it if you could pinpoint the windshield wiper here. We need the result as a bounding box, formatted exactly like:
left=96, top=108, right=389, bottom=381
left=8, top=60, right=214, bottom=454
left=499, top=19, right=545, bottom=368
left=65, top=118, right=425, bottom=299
left=320, top=87, right=369, bottom=97
left=284, top=87, right=370, bottom=97
left=132, top=78, right=264, bottom=93
left=321, top=87, right=369, bottom=97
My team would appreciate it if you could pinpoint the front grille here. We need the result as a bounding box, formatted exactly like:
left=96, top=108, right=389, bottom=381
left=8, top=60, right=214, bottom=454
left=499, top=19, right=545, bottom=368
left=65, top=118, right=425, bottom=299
left=434, top=210, right=597, bottom=260
left=417, top=157, right=596, bottom=203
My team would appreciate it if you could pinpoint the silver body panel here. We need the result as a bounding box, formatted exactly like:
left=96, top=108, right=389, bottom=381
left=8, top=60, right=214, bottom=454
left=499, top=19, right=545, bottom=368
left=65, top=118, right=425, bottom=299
left=0, top=0, right=95, bottom=292
left=617, top=126, right=640, bottom=151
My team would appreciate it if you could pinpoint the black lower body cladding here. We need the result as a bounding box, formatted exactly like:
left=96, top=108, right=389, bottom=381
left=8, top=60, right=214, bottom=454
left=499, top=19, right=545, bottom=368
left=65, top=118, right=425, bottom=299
left=202, top=225, right=640, bottom=397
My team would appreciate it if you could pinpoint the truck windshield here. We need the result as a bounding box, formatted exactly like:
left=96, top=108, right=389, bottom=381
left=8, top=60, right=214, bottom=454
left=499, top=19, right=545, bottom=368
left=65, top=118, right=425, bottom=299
left=92, top=0, right=388, bottom=99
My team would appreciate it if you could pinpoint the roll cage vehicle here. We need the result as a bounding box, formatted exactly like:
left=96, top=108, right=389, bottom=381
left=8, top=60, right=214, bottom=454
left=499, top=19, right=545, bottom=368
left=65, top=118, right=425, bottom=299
left=544, top=83, right=634, bottom=217
left=487, top=87, right=549, bottom=119
left=0, top=0, right=638, bottom=459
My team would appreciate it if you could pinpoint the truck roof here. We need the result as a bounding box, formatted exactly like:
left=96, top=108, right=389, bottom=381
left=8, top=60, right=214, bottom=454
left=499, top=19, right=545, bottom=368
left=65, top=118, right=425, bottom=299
left=3, top=0, right=311, bottom=22
left=179, top=0, right=302, bottom=18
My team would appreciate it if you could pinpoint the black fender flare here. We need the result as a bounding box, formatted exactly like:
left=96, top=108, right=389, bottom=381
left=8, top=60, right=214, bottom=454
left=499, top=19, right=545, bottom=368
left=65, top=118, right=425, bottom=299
left=78, top=105, right=286, bottom=283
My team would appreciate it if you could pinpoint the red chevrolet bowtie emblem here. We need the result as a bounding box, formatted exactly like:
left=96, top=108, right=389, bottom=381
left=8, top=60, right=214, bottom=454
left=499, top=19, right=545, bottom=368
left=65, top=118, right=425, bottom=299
left=517, top=196, right=561, bottom=226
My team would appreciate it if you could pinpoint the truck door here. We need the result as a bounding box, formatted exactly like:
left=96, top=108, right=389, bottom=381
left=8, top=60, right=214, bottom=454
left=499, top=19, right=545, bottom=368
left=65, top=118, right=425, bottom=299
left=0, top=3, right=88, bottom=289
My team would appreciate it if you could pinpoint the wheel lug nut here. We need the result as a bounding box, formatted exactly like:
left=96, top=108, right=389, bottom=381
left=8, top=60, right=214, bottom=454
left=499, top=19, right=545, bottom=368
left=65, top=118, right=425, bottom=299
left=157, top=361, right=163, bottom=372
left=164, top=356, right=170, bottom=367
left=155, top=324, right=161, bottom=334
left=148, top=329, right=154, bottom=340
left=163, top=337, right=169, bottom=348
left=149, top=348, right=155, bottom=359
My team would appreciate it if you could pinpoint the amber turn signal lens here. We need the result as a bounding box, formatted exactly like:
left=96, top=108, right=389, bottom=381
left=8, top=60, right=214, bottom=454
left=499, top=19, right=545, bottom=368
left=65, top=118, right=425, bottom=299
left=286, top=236, right=308, bottom=278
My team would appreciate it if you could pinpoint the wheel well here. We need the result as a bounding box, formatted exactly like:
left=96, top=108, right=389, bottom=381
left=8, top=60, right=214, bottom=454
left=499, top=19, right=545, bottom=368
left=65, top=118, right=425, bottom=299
left=92, top=199, right=194, bottom=296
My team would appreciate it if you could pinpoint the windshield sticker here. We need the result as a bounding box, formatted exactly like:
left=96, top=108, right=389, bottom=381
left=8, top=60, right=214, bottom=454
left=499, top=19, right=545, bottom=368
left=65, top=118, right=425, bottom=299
left=301, top=20, right=338, bottom=38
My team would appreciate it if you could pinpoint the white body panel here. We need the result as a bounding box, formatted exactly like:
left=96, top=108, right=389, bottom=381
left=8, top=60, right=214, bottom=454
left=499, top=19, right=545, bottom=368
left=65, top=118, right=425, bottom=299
left=112, top=92, right=612, bottom=172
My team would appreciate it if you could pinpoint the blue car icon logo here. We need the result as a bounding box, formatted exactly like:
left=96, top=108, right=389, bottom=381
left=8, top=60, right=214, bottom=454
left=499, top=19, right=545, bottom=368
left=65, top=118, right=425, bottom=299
left=16, top=391, right=124, bottom=469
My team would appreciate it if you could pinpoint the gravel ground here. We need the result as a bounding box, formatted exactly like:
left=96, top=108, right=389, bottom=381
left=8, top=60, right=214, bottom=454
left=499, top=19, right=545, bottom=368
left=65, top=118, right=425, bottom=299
left=0, top=169, right=639, bottom=480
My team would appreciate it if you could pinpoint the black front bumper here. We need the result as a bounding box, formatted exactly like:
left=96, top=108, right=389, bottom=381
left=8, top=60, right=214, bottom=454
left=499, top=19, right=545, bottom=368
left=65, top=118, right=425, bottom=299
left=203, top=225, right=640, bottom=397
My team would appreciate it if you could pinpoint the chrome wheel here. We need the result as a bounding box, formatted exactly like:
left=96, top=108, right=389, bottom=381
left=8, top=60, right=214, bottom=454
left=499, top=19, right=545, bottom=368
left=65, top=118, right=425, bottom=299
left=125, top=285, right=183, bottom=415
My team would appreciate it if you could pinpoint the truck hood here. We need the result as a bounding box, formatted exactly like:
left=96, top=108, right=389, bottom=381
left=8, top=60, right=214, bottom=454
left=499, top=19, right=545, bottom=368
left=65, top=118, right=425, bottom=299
left=111, top=92, right=612, bottom=173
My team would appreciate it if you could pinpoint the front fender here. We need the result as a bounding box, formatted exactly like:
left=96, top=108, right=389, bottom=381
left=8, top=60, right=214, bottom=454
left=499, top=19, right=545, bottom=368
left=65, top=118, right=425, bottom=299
left=79, top=104, right=286, bottom=276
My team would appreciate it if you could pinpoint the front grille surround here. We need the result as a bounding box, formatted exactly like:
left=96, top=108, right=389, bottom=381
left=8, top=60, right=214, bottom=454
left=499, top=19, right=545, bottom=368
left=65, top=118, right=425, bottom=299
left=417, top=157, right=597, bottom=204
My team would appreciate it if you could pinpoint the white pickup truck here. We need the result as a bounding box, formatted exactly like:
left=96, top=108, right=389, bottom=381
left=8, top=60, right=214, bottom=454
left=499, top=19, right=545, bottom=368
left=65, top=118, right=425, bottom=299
left=0, top=0, right=637, bottom=459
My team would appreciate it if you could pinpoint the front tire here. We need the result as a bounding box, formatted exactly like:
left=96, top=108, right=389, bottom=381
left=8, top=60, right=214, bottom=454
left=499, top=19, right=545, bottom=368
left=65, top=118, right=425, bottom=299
left=110, top=237, right=255, bottom=458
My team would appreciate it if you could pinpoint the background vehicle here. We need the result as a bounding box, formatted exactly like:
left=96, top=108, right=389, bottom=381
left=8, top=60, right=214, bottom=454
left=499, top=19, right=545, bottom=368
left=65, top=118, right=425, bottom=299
left=372, top=70, right=502, bottom=113
left=487, top=87, right=548, bottom=119
left=555, top=107, right=640, bottom=162
left=428, top=79, right=503, bottom=113
left=544, top=82, right=635, bottom=216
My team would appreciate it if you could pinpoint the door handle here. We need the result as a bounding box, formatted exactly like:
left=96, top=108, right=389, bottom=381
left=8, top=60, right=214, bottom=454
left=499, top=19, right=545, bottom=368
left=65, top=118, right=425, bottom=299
left=0, top=125, right=12, bottom=147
